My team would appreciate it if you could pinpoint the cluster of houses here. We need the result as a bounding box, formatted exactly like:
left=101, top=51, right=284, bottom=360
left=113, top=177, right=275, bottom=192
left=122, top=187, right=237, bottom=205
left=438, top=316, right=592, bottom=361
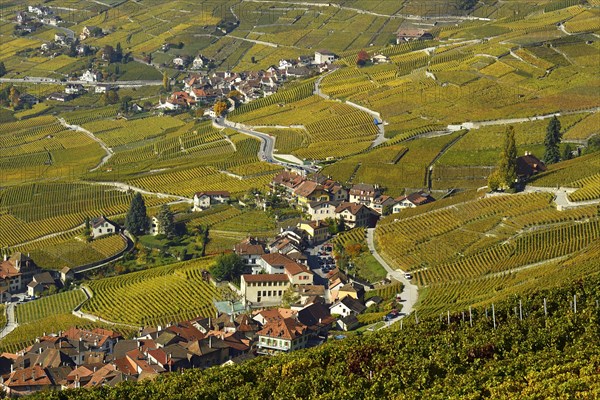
left=0, top=253, right=74, bottom=302
left=158, top=50, right=340, bottom=113
left=0, top=299, right=364, bottom=396
left=271, top=170, right=436, bottom=228
left=15, top=5, right=61, bottom=35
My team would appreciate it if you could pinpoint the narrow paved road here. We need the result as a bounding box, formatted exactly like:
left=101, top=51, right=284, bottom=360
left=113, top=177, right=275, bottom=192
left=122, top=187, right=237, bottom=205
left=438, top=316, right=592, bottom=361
left=0, top=303, right=18, bottom=340
left=366, top=228, right=418, bottom=317
left=524, top=185, right=600, bottom=210
left=214, top=117, right=276, bottom=163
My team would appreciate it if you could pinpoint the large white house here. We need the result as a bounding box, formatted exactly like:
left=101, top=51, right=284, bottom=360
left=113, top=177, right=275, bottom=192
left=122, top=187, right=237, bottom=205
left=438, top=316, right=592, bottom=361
left=192, top=191, right=230, bottom=211
left=256, top=317, right=310, bottom=356
left=240, top=274, right=290, bottom=307
left=307, top=200, right=339, bottom=222
left=314, top=50, right=336, bottom=64
left=80, top=70, right=101, bottom=83
left=90, top=216, right=118, bottom=238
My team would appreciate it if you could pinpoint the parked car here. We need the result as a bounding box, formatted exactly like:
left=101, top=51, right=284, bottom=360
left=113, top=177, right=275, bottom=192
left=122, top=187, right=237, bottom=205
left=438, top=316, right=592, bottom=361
left=383, top=310, right=398, bottom=321
left=404, top=273, right=413, bottom=280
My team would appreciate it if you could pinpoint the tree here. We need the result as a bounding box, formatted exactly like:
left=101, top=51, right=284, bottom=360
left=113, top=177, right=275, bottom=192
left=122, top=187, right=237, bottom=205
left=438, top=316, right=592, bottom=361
left=0, top=61, right=6, bottom=77
left=357, top=49, right=369, bottom=66
left=489, top=125, right=517, bottom=191
left=115, top=42, right=123, bottom=62
left=543, top=116, right=562, bottom=165
left=9, top=86, right=20, bottom=109
left=125, top=192, right=149, bottom=235
left=102, top=45, right=115, bottom=63
left=282, top=286, right=300, bottom=307
left=83, top=217, right=92, bottom=241
left=214, top=100, right=228, bottom=117
left=209, top=253, right=244, bottom=282
left=382, top=204, right=393, bottom=216
left=562, top=143, right=573, bottom=161
left=337, top=216, right=346, bottom=233
left=156, top=204, right=175, bottom=238
left=162, top=71, right=170, bottom=91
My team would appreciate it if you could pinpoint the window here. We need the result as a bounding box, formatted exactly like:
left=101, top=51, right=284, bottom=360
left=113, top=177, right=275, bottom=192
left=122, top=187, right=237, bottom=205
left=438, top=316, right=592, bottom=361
left=278, top=290, right=282, bottom=296
left=268, top=291, right=272, bottom=296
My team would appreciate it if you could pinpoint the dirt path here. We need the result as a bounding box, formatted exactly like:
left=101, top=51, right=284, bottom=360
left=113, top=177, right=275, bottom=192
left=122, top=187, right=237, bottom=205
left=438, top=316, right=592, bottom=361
left=57, top=117, right=114, bottom=171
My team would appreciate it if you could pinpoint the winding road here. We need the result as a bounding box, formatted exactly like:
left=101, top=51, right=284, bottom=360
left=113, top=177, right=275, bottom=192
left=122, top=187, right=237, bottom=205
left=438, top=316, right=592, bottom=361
left=366, top=228, right=419, bottom=317
left=0, top=303, right=17, bottom=340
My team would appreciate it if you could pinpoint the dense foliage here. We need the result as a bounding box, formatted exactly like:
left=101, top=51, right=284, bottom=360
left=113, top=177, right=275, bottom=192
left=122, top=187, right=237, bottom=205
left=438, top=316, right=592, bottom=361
left=209, top=253, right=244, bottom=282
left=28, top=275, right=600, bottom=399
left=125, top=193, right=149, bottom=235
left=544, top=116, right=562, bottom=165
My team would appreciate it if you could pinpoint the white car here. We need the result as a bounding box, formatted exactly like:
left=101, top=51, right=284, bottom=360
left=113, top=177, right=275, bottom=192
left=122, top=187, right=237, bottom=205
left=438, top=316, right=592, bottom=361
left=404, top=273, right=413, bottom=280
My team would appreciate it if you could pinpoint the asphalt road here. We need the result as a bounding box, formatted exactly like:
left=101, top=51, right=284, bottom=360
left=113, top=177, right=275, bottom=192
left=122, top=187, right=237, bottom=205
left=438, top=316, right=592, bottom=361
left=366, top=228, right=419, bottom=317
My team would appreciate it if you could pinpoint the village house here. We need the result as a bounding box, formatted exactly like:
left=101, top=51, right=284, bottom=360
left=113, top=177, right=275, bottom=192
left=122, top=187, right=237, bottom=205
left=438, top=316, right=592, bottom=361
left=149, top=216, right=160, bottom=236
left=256, top=253, right=294, bottom=274
left=1, top=365, right=56, bottom=397
left=392, top=191, right=436, bottom=213
left=335, top=202, right=376, bottom=229
left=94, top=83, right=113, bottom=94
left=284, top=262, right=314, bottom=286
left=90, top=216, right=118, bottom=238
left=256, top=317, right=310, bottom=355
left=370, top=195, right=397, bottom=215
left=268, top=226, right=307, bottom=254
left=192, top=191, right=230, bottom=211
left=330, top=296, right=367, bottom=317
left=314, top=50, right=337, bottom=64
left=240, top=274, right=291, bottom=307
left=192, top=54, right=211, bottom=69
left=65, top=84, right=84, bottom=95
left=516, top=152, right=547, bottom=180
left=27, top=272, right=58, bottom=297
left=371, top=54, right=390, bottom=64
left=47, top=92, right=72, bottom=102
left=60, top=267, right=74, bottom=283
left=80, top=26, right=100, bottom=40
left=297, top=220, right=330, bottom=244
left=294, top=181, right=330, bottom=207
left=234, top=238, right=265, bottom=267
left=297, top=303, right=336, bottom=335
left=338, top=314, right=360, bottom=331
left=80, top=70, right=102, bottom=83
left=396, top=28, right=433, bottom=44
left=349, top=183, right=380, bottom=205
left=28, top=5, right=53, bottom=16
left=271, top=170, right=306, bottom=197
left=307, top=200, right=339, bottom=222
left=0, top=253, right=38, bottom=294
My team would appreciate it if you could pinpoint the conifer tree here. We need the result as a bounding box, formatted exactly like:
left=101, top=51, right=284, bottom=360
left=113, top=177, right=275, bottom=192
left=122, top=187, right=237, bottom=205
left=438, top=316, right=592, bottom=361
left=543, top=116, right=562, bottom=165
left=125, top=193, right=149, bottom=235
left=156, top=204, right=175, bottom=238
left=488, top=125, right=517, bottom=190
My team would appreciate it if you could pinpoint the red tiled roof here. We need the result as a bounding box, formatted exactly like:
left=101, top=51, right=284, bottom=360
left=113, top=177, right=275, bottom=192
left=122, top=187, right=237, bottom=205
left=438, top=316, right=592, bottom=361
left=260, top=253, right=293, bottom=266
left=284, top=262, right=312, bottom=276
left=335, top=202, right=368, bottom=215
left=257, top=317, right=306, bottom=340
left=242, top=274, right=289, bottom=283
left=5, top=365, right=52, bottom=387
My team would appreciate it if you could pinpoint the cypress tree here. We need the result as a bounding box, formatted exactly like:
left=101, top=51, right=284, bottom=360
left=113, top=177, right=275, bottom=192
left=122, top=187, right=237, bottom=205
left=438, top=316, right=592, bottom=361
left=125, top=193, right=149, bottom=235
left=156, top=204, right=175, bottom=238
left=489, top=125, right=517, bottom=190
left=543, top=116, right=562, bottom=165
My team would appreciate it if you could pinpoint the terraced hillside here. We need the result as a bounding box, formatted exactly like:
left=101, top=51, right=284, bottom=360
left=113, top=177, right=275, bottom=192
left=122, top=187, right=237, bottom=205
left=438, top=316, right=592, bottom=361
left=375, top=188, right=600, bottom=316
left=81, top=258, right=218, bottom=326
